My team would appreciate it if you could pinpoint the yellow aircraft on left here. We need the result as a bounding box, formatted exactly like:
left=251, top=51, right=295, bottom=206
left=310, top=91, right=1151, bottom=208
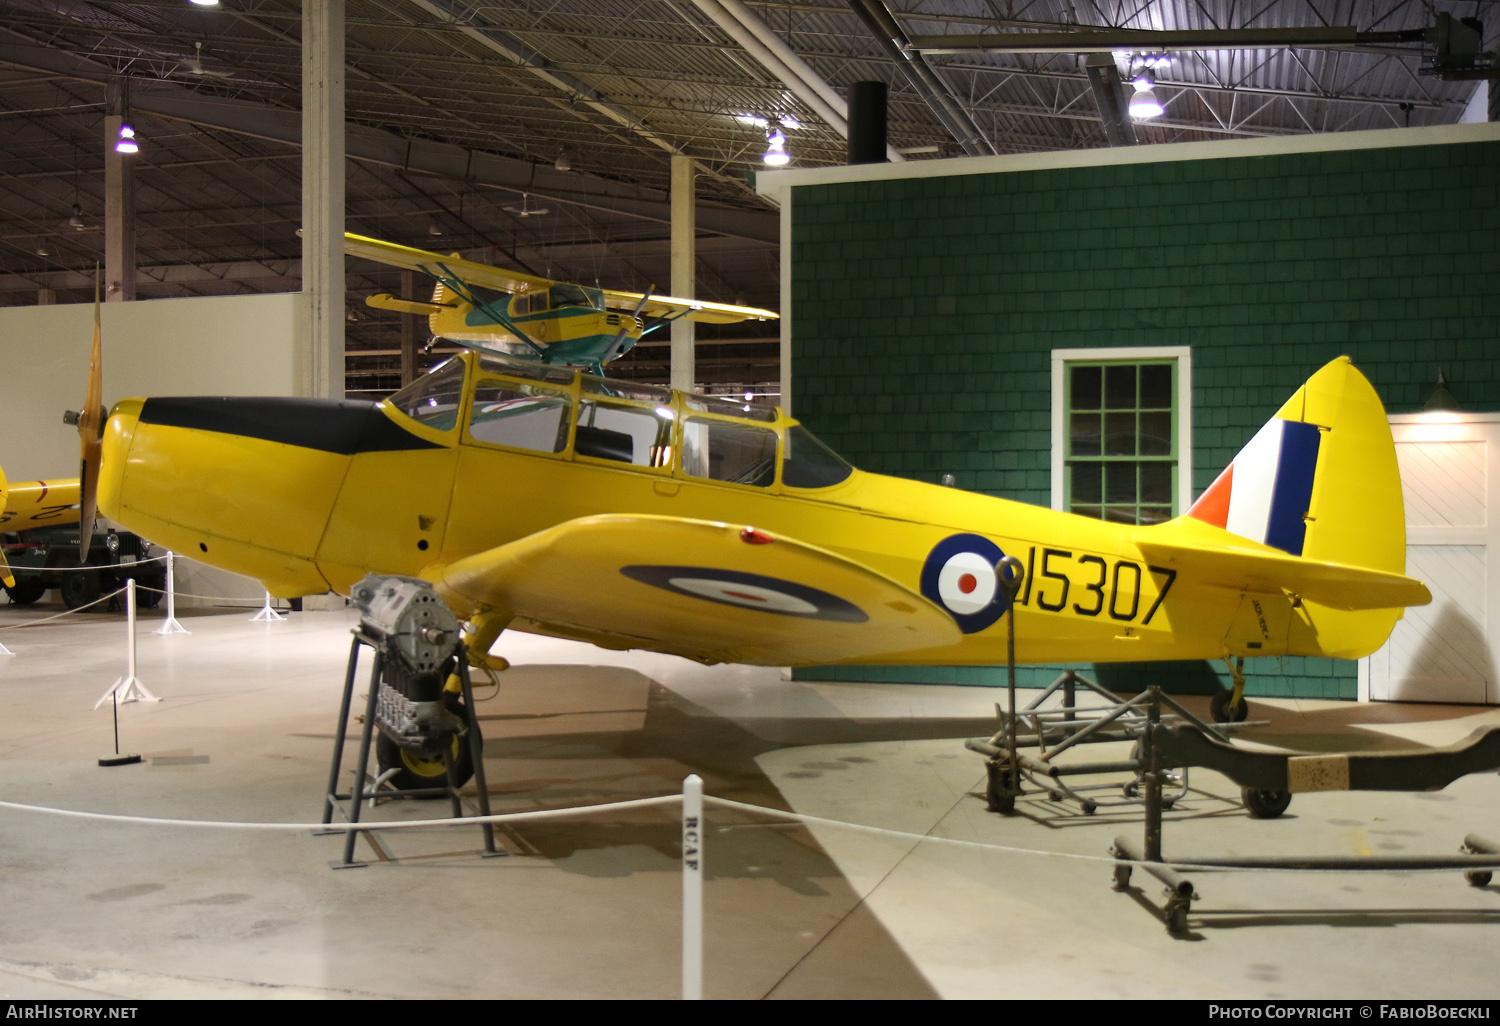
left=343, top=233, right=779, bottom=369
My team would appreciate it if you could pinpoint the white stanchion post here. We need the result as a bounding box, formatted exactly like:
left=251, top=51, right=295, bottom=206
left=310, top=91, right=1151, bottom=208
left=154, top=552, right=188, bottom=635
left=250, top=590, right=286, bottom=622
left=93, top=579, right=161, bottom=709
left=682, top=773, right=703, bottom=1001
left=0, top=640, right=13, bottom=656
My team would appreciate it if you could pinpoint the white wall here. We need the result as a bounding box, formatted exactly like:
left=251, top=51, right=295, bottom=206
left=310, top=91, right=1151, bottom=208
left=0, top=292, right=308, bottom=606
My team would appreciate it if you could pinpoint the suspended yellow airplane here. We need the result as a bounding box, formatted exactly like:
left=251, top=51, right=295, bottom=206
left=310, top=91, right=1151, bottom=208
left=342, top=233, right=779, bottom=369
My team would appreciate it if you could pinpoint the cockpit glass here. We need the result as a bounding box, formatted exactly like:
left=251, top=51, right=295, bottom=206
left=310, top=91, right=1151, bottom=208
left=478, top=354, right=575, bottom=385
left=782, top=425, right=853, bottom=489
left=387, top=358, right=466, bottom=431
left=682, top=417, right=777, bottom=488
left=683, top=392, right=778, bottom=422
left=548, top=283, right=593, bottom=309
left=581, top=375, right=673, bottom=404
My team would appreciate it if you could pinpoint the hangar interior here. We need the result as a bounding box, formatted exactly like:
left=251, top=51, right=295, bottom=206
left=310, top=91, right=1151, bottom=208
left=1, top=0, right=1499, bottom=1002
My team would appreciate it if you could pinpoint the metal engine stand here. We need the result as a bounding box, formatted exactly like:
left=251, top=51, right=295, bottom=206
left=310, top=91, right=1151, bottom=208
left=321, top=573, right=500, bottom=868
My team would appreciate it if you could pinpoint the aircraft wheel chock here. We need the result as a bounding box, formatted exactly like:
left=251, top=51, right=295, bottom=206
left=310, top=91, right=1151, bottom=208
left=1209, top=688, right=1249, bottom=724
left=985, top=762, right=1016, bottom=814
left=1241, top=787, right=1292, bottom=819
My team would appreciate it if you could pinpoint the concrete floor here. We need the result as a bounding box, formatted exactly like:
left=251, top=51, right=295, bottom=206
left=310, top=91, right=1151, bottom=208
left=0, top=600, right=1497, bottom=999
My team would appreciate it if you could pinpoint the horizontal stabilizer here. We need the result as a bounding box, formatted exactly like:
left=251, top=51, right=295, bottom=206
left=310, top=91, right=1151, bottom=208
left=1138, top=517, right=1430, bottom=612
left=364, top=293, right=455, bottom=316
left=429, top=514, right=960, bottom=665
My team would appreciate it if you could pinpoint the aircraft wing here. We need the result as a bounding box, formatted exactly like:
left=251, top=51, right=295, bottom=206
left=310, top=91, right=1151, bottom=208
left=343, top=233, right=553, bottom=296
left=427, top=514, right=960, bottom=665
left=1138, top=517, right=1431, bottom=611
left=1, top=477, right=81, bottom=532
left=598, top=289, right=779, bottom=325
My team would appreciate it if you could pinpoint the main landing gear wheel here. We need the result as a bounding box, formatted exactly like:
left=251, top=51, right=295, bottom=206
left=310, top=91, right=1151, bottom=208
left=985, top=761, right=1016, bottom=814
left=1241, top=787, right=1292, bottom=819
left=1210, top=688, right=1249, bottom=724
left=374, top=696, right=475, bottom=795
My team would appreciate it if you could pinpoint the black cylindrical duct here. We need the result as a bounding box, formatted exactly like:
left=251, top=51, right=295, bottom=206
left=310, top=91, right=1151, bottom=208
left=847, top=80, right=888, bottom=164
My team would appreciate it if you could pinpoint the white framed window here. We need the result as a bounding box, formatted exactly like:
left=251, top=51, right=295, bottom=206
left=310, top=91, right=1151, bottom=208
left=1050, top=346, right=1193, bottom=523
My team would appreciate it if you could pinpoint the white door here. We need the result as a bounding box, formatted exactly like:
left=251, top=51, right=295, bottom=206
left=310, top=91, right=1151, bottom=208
left=1365, top=415, right=1500, bottom=704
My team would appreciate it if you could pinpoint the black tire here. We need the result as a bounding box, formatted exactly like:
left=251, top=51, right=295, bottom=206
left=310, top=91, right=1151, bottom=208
left=3, top=579, right=46, bottom=605
left=985, top=762, right=1016, bottom=814
left=1210, top=688, right=1249, bottom=724
left=134, top=574, right=165, bottom=609
left=1465, top=870, right=1492, bottom=888
left=1113, top=864, right=1133, bottom=891
left=374, top=695, right=475, bottom=795
left=1242, top=787, right=1292, bottom=819
left=60, top=570, right=101, bottom=611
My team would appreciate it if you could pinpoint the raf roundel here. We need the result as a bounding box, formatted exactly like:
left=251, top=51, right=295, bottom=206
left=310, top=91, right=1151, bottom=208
left=920, top=534, right=1011, bottom=634
left=620, top=565, right=868, bottom=622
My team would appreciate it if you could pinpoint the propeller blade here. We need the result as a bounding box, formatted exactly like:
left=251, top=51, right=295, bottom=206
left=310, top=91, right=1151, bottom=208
left=76, top=280, right=104, bottom=561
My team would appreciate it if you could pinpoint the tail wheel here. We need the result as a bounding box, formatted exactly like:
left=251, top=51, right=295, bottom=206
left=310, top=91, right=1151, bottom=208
left=1209, top=688, right=1248, bottom=724
left=1241, top=787, right=1292, bottom=819
left=374, top=696, right=475, bottom=795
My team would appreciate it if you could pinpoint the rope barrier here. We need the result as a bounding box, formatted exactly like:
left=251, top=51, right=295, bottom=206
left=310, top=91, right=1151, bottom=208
left=3, top=554, right=168, bottom=573
left=0, top=786, right=1491, bottom=875
left=0, top=586, right=129, bottom=630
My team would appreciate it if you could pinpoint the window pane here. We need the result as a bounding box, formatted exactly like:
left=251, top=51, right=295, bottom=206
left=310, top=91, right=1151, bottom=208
left=388, top=358, right=466, bottom=431
left=682, top=418, right=777, bottom=487
left=1103, top=506, right=1137, bottom=524
left=1070, top=462, right=1102, bottom=504
left=1104, top=411, right=1135, bottom=456
left=549, top=283, right=590, bottom=308
left=1071, top=365, right=1101, bottom=409
left=1106, top=461, right=1136, bottom=504
left=582, top=376, right=673, bottom=404
left=1139, top=410, right=1171, bottom=456
left=576, top=400, right=672, bottom=467
left=1140, top=461, right=1172, bottom=503
left=1140, top=364, right=1172, bottom=408
left=1071, top=505, right=1101, bottom=520
left=469, top=380, right=571, bottom=452
left=1139, top=505, right=1173, bottom=525
left=478, top=354, right=574, bottom=385
left=1070, top=413, right=1101, bottom=457
left=1105, top=365, right=1135, bottom=409
left=783, top=425, right=853, bottom=488
left=684, top=393, right=779, bottom=422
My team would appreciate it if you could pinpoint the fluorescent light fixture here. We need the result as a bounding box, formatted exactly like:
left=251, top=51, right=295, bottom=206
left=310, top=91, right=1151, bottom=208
left=115, top=124, right=138, bottom=154
left=189, top=0, right=220, bottom=6
left=1129, top=75, right=1164, bottom=119
left=763, top=127, right=790, bottom=166
left=736, top=113, right=802, bottom=131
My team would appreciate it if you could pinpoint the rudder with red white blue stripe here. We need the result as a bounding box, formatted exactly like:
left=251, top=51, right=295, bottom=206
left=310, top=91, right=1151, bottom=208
left=1188, top=418, right=1322, bottom=557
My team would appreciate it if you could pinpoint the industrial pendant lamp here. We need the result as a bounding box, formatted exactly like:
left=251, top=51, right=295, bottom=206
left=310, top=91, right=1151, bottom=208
left=762, top=125, right=790, bottom=166
left=114, top=123, right=138, bottom=154
left=1128, top=74, right=1164, bottom=119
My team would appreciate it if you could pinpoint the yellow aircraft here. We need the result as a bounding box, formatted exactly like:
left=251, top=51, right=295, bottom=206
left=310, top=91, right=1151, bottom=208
left=36, top=335, right=1428, bottom=786
left=343, top=233, right=779, bottom=369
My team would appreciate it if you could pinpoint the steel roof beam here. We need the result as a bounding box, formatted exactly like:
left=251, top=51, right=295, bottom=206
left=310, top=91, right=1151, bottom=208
left=909, top=26, right=1428, bottom=55
left=0, top=42, right=779, bottom=245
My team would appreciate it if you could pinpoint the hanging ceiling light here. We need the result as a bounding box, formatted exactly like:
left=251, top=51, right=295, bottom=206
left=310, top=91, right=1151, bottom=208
left=35, top=240, right=49, bottom=257
left=1128, top=74, right=1164, bottom=119
left=114, top=123, right=138, bottom=154
left=762, top=125, right=790, bottom=166
left=188, top=0, right=220, bottom=6
left=68, top=204, right=86, bottom=230
left=554, top=151, right=571, bottom=172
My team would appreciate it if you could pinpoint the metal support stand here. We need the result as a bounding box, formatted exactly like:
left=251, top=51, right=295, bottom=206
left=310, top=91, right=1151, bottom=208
left=321, top=628, right=501, bottom=869
left=93, top=579, right=160, bottom=708
left=153, top=551, right=188, bottom=635
left=250, top=591, right=286, bottom=621
left=1109, top=688, right=1500, bottom=935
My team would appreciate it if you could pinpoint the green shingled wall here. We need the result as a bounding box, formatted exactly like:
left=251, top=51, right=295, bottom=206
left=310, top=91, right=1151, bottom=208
left=789, top=136, right=1500, bottom=700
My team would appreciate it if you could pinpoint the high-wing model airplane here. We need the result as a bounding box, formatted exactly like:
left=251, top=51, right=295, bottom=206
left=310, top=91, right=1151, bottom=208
left=342, top=233, right=779, bottom=369
left=48, top=339, right=1428, bottom=787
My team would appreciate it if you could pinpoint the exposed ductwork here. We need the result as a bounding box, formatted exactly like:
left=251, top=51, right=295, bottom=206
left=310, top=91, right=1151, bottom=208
left=690, top=0, right=903, bottom=162
left=845, top=0, right=998, bottom=157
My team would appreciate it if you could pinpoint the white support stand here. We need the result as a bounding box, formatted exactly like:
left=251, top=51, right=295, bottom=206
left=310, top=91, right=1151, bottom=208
left=94, top=579, right=161, bottom=709
left=0, top=639, right=13, bottom=657
left=153, top=551, right=188, bottom=635
left=250, top=591, right=286, bottom=622
left=681, top=773, right=703, bottom=1001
